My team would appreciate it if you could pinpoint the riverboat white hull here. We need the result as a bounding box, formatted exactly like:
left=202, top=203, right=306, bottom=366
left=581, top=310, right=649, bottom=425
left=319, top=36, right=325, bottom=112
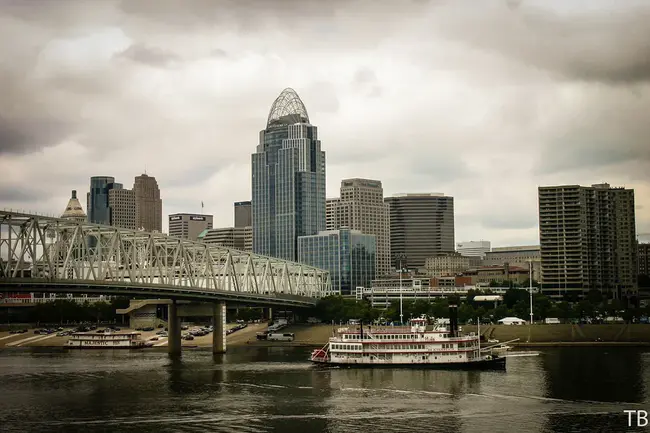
left=309, top=308, right=509, bottom=371
left=310, top=353, right=506, bottom=370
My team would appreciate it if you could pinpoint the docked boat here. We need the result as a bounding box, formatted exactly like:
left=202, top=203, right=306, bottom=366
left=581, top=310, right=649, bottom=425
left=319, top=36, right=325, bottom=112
left=66, top=331, right=147, bottom=349
left=310, top=305, right=507, bottom=370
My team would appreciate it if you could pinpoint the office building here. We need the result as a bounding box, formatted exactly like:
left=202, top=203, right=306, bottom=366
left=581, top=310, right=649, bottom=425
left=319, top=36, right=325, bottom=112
left=424, top=253, right=470, bottom=277
left=538, top=183, right=637, bottom=298
left=108, top=188, right=136, bottom=229
left=234, top=201, right=252, bottom=228
left=298, top=228, right=376, bottom=296
left=134, top=174, right=162, bottom=232
left=60, top=190, right=87, bottom=222
left=384, top=193, right=455, bottom=270
left=252, top=88, right=326, bottom=261
left=456, top=240, right=491, bottom=258
left=639, top=243, right=649, bottom=278
left=169, top=213, right=213, bottom=240
left=199, top=226, right=253, bottom=251
left=326, top=178, right=391, bottom=277
left=87, top=176, right=121, bottom=225
left=326, top=198, right=340, bottom=231
left=484, top=245, right=541, bottom=282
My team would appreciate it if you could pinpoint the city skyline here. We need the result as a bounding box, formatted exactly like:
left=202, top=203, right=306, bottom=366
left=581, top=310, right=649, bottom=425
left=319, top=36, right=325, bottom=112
left=1, top=1, right=649, bottom=246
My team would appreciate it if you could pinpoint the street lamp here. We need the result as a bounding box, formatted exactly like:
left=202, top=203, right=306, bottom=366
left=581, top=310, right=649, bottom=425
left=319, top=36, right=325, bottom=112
left=528, top=260, right=534, bottom=325
left=396, top=254, right=406, bottom=325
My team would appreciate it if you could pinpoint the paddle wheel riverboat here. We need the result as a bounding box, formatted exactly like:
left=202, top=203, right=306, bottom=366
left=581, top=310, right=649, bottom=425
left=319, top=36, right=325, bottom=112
left=310, top=305, right=506, bottom=370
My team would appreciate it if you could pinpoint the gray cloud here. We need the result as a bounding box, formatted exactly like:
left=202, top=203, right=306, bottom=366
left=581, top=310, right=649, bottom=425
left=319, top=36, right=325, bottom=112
left=0, top=0, right=648, bottom=246
left=0, top=116, right=71, bottom=155
left=116, top=44, right=180, bottom=67
left=433, top=2, right=650, bottom=84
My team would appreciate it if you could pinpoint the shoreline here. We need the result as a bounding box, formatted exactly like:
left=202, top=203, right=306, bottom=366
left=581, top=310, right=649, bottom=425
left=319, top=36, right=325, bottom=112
left=6, top=323, right=650, bottom=350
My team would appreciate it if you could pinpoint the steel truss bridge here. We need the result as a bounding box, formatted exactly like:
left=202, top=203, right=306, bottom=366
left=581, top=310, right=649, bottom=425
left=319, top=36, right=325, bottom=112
left=0, top=211, right=332, bottom=308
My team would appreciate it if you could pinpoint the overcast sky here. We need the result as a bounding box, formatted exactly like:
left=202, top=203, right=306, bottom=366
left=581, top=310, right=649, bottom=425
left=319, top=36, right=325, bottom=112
left=1, top=0, right=649, bottom=246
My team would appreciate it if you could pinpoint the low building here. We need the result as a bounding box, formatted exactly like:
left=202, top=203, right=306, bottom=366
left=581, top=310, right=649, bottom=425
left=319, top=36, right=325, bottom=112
left=463, top=264, right=530, bottom=286
left=199, top=226, right=253, bottom=251
left=483, top=245, right=541, bottom=282
left=424, top=253, right=471, bottom=277
left=298, top=228, right=376, bottom=296
left=456, top=240, right=491, bottom=258
left=355, top=285, right=529, bottom=309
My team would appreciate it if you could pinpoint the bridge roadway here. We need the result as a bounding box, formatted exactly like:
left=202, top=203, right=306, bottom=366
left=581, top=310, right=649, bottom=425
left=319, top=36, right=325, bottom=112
left=0, top=210, right=332, bottom=354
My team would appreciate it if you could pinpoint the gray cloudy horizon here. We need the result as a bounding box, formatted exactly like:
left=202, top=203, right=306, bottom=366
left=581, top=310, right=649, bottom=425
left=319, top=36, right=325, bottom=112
left=1, top=0, right=649, bottom=245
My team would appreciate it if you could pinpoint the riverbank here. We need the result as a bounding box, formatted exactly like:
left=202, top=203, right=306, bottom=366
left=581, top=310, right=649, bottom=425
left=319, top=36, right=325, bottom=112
left=5, top=323, right=650, bottom=349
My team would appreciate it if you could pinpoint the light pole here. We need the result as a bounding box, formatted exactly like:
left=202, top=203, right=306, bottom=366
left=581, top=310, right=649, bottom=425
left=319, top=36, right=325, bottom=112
left=399, top=256, right=404, bottom=325
left=529, top=260, right=534, bottom=325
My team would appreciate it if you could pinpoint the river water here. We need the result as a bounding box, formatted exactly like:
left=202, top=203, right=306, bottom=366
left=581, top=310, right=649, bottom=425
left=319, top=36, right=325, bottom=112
left=0, top=346, right=647, bottom=432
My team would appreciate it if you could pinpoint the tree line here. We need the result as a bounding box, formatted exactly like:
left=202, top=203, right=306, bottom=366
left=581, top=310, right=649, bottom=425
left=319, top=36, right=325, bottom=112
left=311, top=289, right=650, bottom=324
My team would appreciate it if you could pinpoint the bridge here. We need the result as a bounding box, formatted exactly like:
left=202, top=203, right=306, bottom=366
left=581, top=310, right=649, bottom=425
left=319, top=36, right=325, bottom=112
left=0, top=210, right=332, bottom=354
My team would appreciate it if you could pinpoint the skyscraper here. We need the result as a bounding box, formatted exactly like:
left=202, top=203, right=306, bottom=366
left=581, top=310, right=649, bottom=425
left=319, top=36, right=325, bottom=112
left=327, top=178, right=391, bottom=277
left=88, top=176, right=121, bottom=225
left=134, top=174, right=162, bottom=232
left=234, top=201, right=252, bottom=228
left=538, top=183, right=637, bottom=299
left=384, top=193, right=455, bottom=270
left=108, top=188, right=136, bottom=229
left=252, top=88, right=326, bottom=261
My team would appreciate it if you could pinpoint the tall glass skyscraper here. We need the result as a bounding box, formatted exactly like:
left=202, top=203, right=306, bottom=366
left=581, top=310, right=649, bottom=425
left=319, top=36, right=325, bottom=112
left=252, top=88, right=326, bottom=261
left=298, top=228, right=376, bottom=296
left=88, top=176, right=122, bottom=225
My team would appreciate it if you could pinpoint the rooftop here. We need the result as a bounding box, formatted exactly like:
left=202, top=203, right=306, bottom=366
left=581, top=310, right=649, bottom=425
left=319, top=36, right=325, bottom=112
left=266, top=88, right=310, bottom=127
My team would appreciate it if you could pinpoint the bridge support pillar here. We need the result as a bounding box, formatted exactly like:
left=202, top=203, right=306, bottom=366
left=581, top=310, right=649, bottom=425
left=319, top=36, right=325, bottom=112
left=168, top=300, right=182, bottom=356
left=213, top=302, right=226, bottom=354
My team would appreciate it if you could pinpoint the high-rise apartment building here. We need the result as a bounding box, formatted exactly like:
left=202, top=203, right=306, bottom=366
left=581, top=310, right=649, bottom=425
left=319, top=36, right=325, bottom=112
left=327, top=179, right=391, bottom=277
left=251, top=88, right=326, bottom=261
left=456, top=241, right=491, bottom=258
left=61, top=190, right=86, bottom=222
left=234, top=201, right=252, bottom=228
left=384, top=193, right=455, bottom=270
left=88, top=176, right=121, bottom=225
left=134, top=174, right=162, bottom=232
left=538, top=183, right=637, bottom=299
left=108, top=188, right=136, bottom=229
left=169, top=213, right=213, bottom=240
left=298, top=228, right=376, bottom=296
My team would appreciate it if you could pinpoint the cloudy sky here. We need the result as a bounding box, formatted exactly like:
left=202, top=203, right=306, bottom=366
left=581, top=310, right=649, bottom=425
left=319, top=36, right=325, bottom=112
left=1, top=0, right=649, bottom=246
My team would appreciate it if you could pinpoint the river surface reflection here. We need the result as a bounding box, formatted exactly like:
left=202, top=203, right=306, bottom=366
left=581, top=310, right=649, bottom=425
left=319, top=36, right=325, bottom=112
left=0, top=347, right=647, bottom=432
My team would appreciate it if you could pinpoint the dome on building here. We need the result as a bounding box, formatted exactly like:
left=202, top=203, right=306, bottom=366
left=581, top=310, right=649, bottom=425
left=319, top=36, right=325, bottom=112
left=61, top=190, right=86, bottom=221
left=266, top=88, right=310, bottom=128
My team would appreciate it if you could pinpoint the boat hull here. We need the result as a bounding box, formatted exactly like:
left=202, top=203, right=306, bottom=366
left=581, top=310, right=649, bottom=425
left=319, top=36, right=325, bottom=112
left=311, top=356, right=506, bottom=370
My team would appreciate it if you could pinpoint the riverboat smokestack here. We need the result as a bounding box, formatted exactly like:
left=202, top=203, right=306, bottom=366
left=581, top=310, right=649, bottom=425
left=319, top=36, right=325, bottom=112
left=449, top=304, right=459, bottom=337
